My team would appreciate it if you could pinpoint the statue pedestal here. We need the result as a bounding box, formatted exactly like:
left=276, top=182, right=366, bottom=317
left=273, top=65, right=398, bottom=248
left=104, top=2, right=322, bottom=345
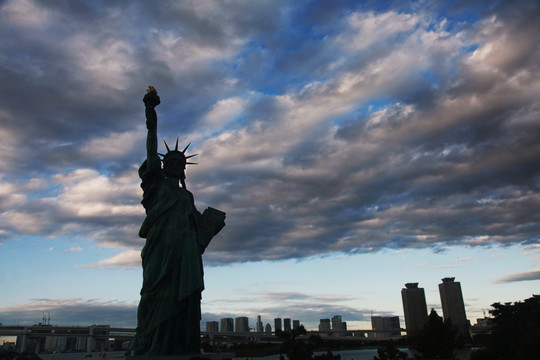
left=128, top=353, right=235, bottom=360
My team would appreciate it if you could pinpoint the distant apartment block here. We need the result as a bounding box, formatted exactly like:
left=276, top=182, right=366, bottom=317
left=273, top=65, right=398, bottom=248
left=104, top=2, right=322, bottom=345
left=319, top=319, right=331, bottom=332
left=220, top=318, right=234, bottom=333
left=401, top=282, right=428, bottom=337
left=206, top=321, right=219, bottom=332
left=235, top=317, right=249, bottom=332
left=470, top=317, right=494, bottom=337
left=439, top=277, right=469, bottom=339
left=292, top=319, right=300, bottom=330
left=371, top=316, right=401, bottom=337
left=283, top=318, right=291, bottom=331
left=331, top=315, right=347, bottom=331
left=274, top=318, right=282, bottom=332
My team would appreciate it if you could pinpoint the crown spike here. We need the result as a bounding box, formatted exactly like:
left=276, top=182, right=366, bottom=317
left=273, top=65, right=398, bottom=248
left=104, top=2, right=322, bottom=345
left=175, top=137, right=179, bottom=151
left=185, top=154, right=198, bottom=159
left=182, top=142, right=191, bottom=154
left=187, top=162, right=198, bottom=165
left=163, top=140, right=170, bottom=152
left=158, top=153, right=166, bottom=157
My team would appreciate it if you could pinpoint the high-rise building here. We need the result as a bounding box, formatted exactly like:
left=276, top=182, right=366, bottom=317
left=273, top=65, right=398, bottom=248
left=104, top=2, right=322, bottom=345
left=401, top=282, right=428, bottom=337
left=265, top=323, right=272, bottom=333
left=283, top=318, right=291, bottom=331
left=331, top=315, right=346, bottom=331
left=439, top=277, right=469, bottom=339
left=331, top=315, right=347, bottom=336
left=256, top=315, right=263, bottom=333
left=206, top=321, right=219, bottom=332
left=319, top=319, right=331, bottom=332
left=371, top=316, right=401, bottom=337
left=235, top=317, right=249, bottom=332
left=220, top=318, right=234, bottom=333
left=274, top=318, right=282, bottom=333
left=292, top=320, right=300, bottom=330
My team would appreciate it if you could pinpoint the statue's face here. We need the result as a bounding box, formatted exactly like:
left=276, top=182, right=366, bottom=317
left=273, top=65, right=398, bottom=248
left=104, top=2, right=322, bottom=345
left=164, top=158, right=186, bottom=179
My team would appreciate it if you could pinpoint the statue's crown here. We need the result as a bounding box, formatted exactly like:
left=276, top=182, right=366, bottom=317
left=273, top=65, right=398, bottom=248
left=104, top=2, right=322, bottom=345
left=159, top=138, right=198, bottom=166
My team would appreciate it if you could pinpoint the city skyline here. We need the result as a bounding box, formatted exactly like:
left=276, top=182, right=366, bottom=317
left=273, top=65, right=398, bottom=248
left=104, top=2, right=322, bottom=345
left=204, top=276, right=470, bottom=333
left=1, top=0, right=540, bottom=334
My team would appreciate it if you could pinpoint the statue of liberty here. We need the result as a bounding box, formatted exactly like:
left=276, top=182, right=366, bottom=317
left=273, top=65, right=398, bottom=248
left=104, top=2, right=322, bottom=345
left=131, top=87, right=226, bottom=356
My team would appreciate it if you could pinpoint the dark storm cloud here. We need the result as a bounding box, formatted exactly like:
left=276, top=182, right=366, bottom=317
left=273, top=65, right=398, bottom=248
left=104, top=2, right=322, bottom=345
left=1, top=0, right=539, bottom=267
left=0, top=0, right=264, bottom=175
left=202, top=1, right=540, bottom=263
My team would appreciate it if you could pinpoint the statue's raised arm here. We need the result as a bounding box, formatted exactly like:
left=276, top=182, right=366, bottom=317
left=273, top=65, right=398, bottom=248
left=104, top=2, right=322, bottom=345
left=143, top=86, right=161, bottom=170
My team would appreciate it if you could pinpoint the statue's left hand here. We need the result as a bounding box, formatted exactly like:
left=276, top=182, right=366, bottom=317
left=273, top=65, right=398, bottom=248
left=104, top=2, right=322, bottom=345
left=199, top=208, right=226, bottom=253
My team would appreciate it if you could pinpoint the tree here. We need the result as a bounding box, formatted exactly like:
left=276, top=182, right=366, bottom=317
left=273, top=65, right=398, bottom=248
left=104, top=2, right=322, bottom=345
left=374, top=340, right=409, bottom=360
left=278, top=326, right=312, bottom=360
left=472, top=294, right=540, bottom=360
left=277, top=326, right=340, bottom=360
left=412, top=309, right=461, bottom=359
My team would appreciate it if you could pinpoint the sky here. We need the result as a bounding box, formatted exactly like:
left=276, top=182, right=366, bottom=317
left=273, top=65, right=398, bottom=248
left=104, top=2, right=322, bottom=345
left=1, top=0, right=539, bottom=333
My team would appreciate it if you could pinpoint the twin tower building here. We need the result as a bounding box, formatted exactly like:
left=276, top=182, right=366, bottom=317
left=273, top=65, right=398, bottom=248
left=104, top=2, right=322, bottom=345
left=401, top=277, right=469, bottom=339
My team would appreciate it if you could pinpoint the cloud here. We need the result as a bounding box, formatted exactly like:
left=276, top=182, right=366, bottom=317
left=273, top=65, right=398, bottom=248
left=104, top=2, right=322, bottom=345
left=84, top=249, right=141, bottom=269
left=0, top=298, right=137, bottom=327
left=260, top=291, right=356, bottom=304
left=0, top=168, right=144, bottom=246
left=0, top=293, right=378, bottom=330
left=202, top=303, right=372, bottom=331
left=1, top=0, right=53, bottom=28
left=201, top=290, right=378, bottom=330
left=495, top=269, right=540, bottom=283
left=0, top=0, right=539, bottom=266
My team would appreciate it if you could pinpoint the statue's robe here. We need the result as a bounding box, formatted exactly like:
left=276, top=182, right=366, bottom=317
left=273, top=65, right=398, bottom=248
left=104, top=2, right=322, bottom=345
left=132, top=160, right=222, bottom=355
